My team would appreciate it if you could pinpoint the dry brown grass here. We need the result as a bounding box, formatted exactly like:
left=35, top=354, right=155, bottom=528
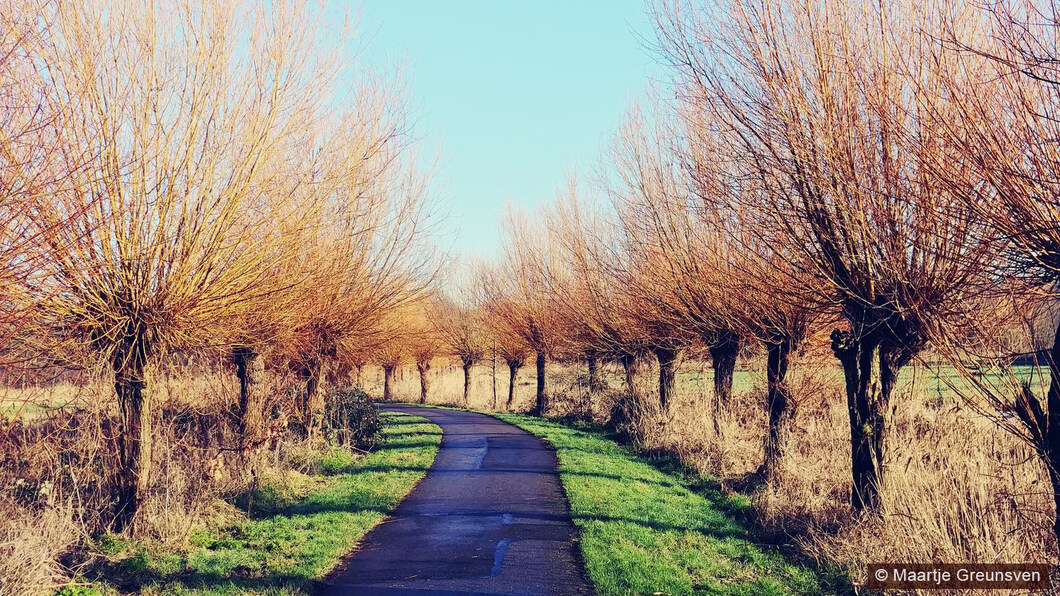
left=375, top=354, right=1056, bottom=593
left=0, top=501, right=78, bottom=596
left=7, top=355, right=1043, bottom=593
left=0, top=363, right=276, bottom=590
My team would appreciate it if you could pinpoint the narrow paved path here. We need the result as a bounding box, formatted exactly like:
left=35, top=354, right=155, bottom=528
left=320, top=404, right=595, bottom=596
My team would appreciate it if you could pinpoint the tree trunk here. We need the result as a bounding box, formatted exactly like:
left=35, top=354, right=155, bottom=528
left=506, top=361, right=521, bottom=410
left=300, top=357, right=328, bottom=434
left=233, top=346, right=266, bottom=450
left=764, top=337, right=793, bottom=481
left=354, top=364, right=364, bottom=388
left=462, top=360, right=473, bottom=405
left=533, top=349, right=546, bottom=415
left=1010, top=318, right=1060, bottom=552
left=831, top=329, right=908, bottom=512
left=651, top=345, right=680, bottom=412
left=383, top=364, right=395, bottom=401
left=492, top=342, right=498, bottom=409
left=113, top=355, right=151, bottom=533
left=621, top=352, right=641, bottom=400
left=1045, top=321, right=1060, bottom=554
left=708, top=332, right=739, bottom=412
left=417, top=359, right=430, bottom=403
left=586, top=349, right=602, bottom=393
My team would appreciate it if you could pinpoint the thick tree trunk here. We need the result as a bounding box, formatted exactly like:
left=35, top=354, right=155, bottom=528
left=831, top=329, right=908, bottom=512
left=1042, top=349, right=1060, bottom=552
left=113, top=356, right=151, bottom=533
left=708, top=332, right=739, bottom=411
left=764, top=337, right=793, bottom=480
left=383, top=364, right=396, bottom=401
left=586, top=349, right=602, bottom=393
left=417, top=359, right=430, bottom=404
left=533, top=349, right=546, bottom=415
left=233, top=346, right=266, bottom=450
left=1010, top=318, right=1060, bottom=552
left=621, top=352, right=641, bottom=399
left=507, top=361, right=521, bottom=410
left=462, top=360, right=473, bottom=405
left=1045, top=322, right=1060, bottom=553
left=299, top=357, right=329, bottom=434
left=651, top=345, right=680, bottom=412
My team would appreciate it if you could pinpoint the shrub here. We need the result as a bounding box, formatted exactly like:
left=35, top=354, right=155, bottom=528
left=323, top=387, right=383, bottom=451
left=607, top=390, right=660, bottom=445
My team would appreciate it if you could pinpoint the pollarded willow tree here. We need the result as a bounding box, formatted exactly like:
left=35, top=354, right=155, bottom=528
left=548, top=181, right=653, bottom=406
left=224, top=90, right=408, bottom=449
left=487, top=309, right=529, bottom=410
left=408, top=298, right=445, bottom=404
left=656, top=0, right=997, bottom=511
left=606, top=103, right=820, bottom=472
left=24, top=0, right=421, bottom=528
left=484, top=209, right=561, bottom=415
left=435, top=292, right=487, bottom=405
left=680, top=106, right=823, bottom=479
left=286, top=149, right=436, bottom=431
left=24, top=0, right=366, bottom=531
left=605, top=108, right=745, bottom=419
left=930, top=0, right=1060, bottom=549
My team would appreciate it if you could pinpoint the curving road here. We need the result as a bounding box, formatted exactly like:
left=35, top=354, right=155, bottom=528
left=319, top=404, right=595, bottom=596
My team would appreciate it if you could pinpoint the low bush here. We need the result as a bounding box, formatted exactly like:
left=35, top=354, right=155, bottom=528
left=323, top=387, right=383, bottom=451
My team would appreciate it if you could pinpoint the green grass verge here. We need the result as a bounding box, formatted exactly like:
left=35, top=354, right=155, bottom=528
left=493, top=413, right=852, bottom=596
left=84, top=411, right=440, bottom=596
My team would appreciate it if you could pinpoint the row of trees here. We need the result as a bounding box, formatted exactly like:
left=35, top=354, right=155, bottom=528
left=5, top=0, right=1060, bottom=554
left=0, top=1, right=437, bottom=532
left=447, top=0, right=1060, bottom=553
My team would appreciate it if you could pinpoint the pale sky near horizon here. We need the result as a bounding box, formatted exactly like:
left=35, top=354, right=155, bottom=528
left=357, top=1, right=667, bottom=260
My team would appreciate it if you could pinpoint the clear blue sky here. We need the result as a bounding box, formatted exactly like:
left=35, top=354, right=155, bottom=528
left=358, top=1, right=665, bottom=259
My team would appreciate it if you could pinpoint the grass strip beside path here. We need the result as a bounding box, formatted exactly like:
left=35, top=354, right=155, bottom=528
left=493, top=413, right=851, bottom=596
left=87, top=411, right=440, bottom=596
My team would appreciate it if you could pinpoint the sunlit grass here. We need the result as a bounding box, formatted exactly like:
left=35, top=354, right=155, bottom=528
left=494, top=413, right=852, bottom=596
left=82, top=412, right=440, bottom=596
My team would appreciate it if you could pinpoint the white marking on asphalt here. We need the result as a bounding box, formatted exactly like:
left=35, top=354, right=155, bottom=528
left=491, top=538, right=512, bottom=577
left=472, top=437, right=488, bottom=469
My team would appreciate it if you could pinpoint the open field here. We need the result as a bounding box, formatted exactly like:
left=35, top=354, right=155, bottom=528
left=360, top=356, right=1050, bottom=416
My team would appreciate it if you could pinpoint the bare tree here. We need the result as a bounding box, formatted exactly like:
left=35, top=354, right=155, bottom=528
left=286, top=147, right=436, bottom=430
left=605, top=108, right=743, bottom=419
left=25, top=0, right=373, bottom=531
left=547, top=182, right=654, bottom=410
left=930, top=0, right=1060, bottom=549
left=655, top=0, right=997, bottom=511
left=484, top=295, right=531, bottom=410
left=436, top=293, right=487, bottom=405
left=484, top=210, right=560, bottom=415
left=408, top=298, right=444, bottom=404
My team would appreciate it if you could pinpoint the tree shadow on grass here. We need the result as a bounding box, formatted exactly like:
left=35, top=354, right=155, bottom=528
left=85, top=415, right=439, bottom=595
left=85, top=556, right=321, bottom=596
left=521, top=415, right=854, bottom=594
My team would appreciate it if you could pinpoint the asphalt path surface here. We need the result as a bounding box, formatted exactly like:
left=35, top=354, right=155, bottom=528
left=319, top=404, right=595, bottom=596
